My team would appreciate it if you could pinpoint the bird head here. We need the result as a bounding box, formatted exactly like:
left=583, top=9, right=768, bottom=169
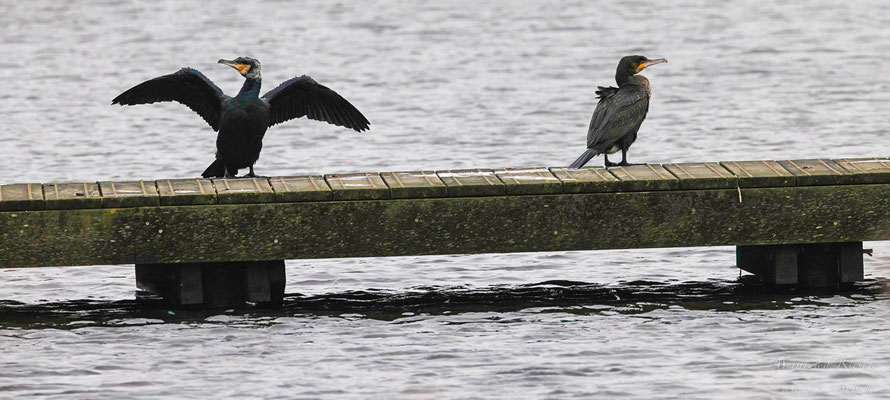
left=218, top=57, right=262, bottom=79
left=619, top=55, right=667, bottom=75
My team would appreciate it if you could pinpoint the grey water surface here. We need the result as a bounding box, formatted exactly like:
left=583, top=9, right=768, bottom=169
left=1, top=0, right=889, bottom=398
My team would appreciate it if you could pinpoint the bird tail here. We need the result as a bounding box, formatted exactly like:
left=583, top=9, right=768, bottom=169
left=568, top=149, right=598, bottom=169
left=202, top=158, right=226, bottom=178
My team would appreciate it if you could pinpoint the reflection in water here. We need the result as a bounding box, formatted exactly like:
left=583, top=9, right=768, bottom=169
left=2, top=278, right=885, bottom=329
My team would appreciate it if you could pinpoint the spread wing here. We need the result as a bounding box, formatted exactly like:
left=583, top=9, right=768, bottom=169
left=262, top=75, right=370, bottom=131
left=112, top=68, right=227, bottom=131
left=586, top=85, right=649, bottom=150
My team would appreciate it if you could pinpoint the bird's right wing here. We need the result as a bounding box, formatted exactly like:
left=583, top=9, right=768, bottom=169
left=112, top=68, right=227, bottom=131
left=261, top=75, right=370, bottom=131
left=586, top=86, right=649, bottom=149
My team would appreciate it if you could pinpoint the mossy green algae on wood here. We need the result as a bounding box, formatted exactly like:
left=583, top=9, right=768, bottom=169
left=4, top=184, right=890, bottom=267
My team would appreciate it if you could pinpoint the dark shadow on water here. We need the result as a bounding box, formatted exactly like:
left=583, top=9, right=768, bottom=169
left=0, top=277, right=887, bottom=328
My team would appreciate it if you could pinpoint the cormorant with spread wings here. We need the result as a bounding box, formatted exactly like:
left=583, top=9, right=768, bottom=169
left=112, top=57, right=369, bottom=178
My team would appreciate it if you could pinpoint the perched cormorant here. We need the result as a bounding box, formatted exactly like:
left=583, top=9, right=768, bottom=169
left=568, top=55, right=667, bottom=168
left=112, top=57, right=370, bottom=178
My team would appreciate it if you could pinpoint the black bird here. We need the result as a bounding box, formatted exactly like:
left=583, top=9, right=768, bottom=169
left=569, top=55, right=667, bottom=168
left=112, top=57, right=370, bottom=178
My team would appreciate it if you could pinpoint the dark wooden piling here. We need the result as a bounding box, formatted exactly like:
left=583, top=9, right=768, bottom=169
left=136, top=261, right=285, bottom=307
left=738, top=242, right=864, bottom=288
left=737, top=245, right=799, bottom=285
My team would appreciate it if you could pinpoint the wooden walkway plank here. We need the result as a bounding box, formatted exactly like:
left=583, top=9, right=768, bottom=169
left=494, top=167, right=563, bottom=195
left=380, top=171, right=447, bottom=199
left=44, top=182, right=102, bottom=210
left=157, top=178, right=217, bottom=206
left=212, top=178, right=276, bottom=204
left=99, top=180, right=159, bottom=208
left=436, top=169, right=506, bottom=197
left=719, top=160, right=795, bottom=188
left=324, top=173, right=390, bottom=201
left=268, top=176, right=332, bottom=202
left=664, top=162, right=737, bottom=190
left=777, top=159, right=855, bottom=186
left=0, top=183, right=45, bottom=211
left=549, top=167, right=621, bottom=193
left=608, top=164, right=679, bottom=191
left=835, top=158, right=890, bottom=184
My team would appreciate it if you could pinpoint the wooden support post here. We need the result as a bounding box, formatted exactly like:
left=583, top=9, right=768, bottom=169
left=135, top=261, right=286, bottom=307
left=798, top=243, right=839, bottom=289
left=838, top=242, right=865, bottom=284
left=737, top=245, right=798, bottom=285
left=135, top=263, right=203, bottom=305
left=737, top=242, right=864, bottom=288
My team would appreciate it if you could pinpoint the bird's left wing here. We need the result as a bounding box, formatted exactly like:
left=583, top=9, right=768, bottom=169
left=262, top=75, right=370, bottom=131
left=112, top=68, right=227, bottom=131
left=586, top=88, right=649, bottom=149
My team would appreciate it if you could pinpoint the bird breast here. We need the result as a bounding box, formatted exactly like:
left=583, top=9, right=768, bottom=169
left=635, top=75, right=652, bottom=96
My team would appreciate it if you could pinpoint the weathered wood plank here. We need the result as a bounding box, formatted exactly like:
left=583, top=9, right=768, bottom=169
left=156, top=178, right=217, bottom=206
left=720, top=160, right=794, bottom=188
left=324, top=173, right=390, bottom=201
left=608, top=164, right=679, bottom=191
left=6, top=182, right=890, bottom=267
left=213, top=178, right=276, bottom=204
left=99, top=180, right=159, bottom=208
left=835, top=158, right=890, bottom=184
left=436, top=169, right=505, bottom=197
left=664, top=163, right=736, bottom=190
left=549, top=167, right=621, bottom=193
left=0, top=183, right=45, bottom=211
left=44, top=182, right=102, bottom=210
left=778, top=159, right=854, bottom=186
left=380, top=171, right=447, bottom=199
left=494, top=167, right=563, bottom=195
left=269, top=176, right=332, bottom=202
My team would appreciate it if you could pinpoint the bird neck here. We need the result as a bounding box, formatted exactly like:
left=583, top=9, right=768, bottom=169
left=616, top=71, right=634, bottom=86
left=617, top=73, right=645, bottom=87
left=238, top=76, right=262, bottom=98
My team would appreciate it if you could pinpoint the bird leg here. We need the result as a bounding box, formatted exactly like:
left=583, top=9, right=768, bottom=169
left=603, top=154, right=618, bottom=167
left=617, top=148, right=643, bottom=167
left=244, top=166, right=269, bottom=179
left=224, top=167, right=237, bottom=179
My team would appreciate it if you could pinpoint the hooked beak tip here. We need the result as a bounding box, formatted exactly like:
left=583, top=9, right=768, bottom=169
left=637, top=58, right=667, bottom=72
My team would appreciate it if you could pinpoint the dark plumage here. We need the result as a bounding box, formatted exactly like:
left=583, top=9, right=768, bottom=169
left=569, top=55, right=666, bottom=168
left=112, top=57, right=370, bottom=178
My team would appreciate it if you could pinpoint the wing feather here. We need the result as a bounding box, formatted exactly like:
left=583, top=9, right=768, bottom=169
left=262, top=75, right=370, bottom=131
left=112, top=68, right=227, bottom=131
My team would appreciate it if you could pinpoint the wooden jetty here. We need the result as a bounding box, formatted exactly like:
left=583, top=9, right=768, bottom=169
left=2, top=158, right=889, bottom=307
